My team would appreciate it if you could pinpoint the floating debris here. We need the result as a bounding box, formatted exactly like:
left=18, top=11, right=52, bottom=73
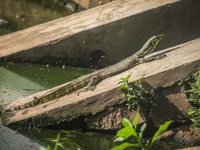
left=0, top=19, right=8, bottom=26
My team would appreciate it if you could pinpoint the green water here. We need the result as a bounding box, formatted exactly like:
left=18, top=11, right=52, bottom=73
left=9, top=125, right=187, bottom=150
left=0, top=66, right=45, bottom=105
left=0, top=0, right=73, bottom=36
left=0, top=62, right=93, bottom=88
left=0, top=62, right=93, bottom=105
left=10, top=127, right=117, bottom=150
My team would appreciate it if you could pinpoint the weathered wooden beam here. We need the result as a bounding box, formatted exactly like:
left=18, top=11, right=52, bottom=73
left=0, top=0, right=199, bottom=68
left=1, top=38, right=200, bottom=129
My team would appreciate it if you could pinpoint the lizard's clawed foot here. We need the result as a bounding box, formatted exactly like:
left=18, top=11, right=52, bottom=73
left=33, top=97, right=39, bottom=105
left=141, top=53, right=166, bottom=62
left=159, top=54, right=166, bottom=58
left=154, top=54, right=166, bottom=60
left=86, top=85, right=96, bottom=91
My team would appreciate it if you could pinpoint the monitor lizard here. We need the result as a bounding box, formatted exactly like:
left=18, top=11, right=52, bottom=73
left=1, top=34, right=165, bottom=112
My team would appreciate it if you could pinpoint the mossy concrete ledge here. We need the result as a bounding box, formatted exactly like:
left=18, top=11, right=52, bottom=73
left=1, top=38, right=200, bottom=130
left=0, top=0, right=200, bottom=68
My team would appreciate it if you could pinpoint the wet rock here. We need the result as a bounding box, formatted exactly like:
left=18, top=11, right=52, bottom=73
left=175, top=146, right=200, bottom=150
left=85, top=105, right=145, bottom=130
left=157, top=125, right=200, bottom=146
left=150, top=85, right=192, bottom=127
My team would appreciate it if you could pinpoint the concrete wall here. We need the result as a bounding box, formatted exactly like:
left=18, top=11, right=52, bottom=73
left=0, top=0, right=200, bottom=68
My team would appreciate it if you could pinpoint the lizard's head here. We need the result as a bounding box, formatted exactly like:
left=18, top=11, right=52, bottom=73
left=137, top=34, right=164, bottom=57
left=150, top=34, right=164, bottom=44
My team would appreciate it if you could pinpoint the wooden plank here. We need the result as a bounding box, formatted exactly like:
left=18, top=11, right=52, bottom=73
left=1, top=38, right=200, bottom=128
left=1, top=0, right=194, bottom=68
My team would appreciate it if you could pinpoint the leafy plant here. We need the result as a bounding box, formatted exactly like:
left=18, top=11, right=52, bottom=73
left=184, top=70, right=200, bottom=132
left=40, top=133, right=60, bottom=150
left=117, top=73, right=155, bottom=110
left=111, top=106, right=173, bottom=150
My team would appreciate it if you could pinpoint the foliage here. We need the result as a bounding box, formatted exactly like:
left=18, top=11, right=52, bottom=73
left=117, top=73, right=155, bottom=110
left=40, top=133, right=60, bottom=150
left=187, top=108, right=200, bottom=133
left=111, top=106, right=173, bottom=150
left=185, top=71, right=200, bottom=105
left=184, top=70, right=200, bottom=133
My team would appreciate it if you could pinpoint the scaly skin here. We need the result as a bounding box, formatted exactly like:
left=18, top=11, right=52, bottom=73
left=2, top=34, right=164, bottom=112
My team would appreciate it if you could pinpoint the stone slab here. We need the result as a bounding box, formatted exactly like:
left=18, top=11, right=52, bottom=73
left=1, top=38, right=200, bottom=129
left=150, top=85, right=191, bottom=127
left=0, top=117, right=45, bottom=150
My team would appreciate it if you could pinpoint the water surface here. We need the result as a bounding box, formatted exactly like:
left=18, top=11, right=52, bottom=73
left=0, top=62, right=93, bottom=105
left=0, top=0, right=72, bottom=36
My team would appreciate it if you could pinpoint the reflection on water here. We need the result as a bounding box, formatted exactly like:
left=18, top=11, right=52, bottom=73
left=10, top=125, right=187, bottom=150
left=10, top=127, right=117, bottom=150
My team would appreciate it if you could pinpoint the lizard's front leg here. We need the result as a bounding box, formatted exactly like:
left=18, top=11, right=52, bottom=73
left=86, top=74, right=101, bottom=91
left=139, top=54, right=166, bottom=63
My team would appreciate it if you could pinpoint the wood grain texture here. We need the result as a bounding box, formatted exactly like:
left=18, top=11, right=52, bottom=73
left=0, top=0, right=182, bottom=68
left=2, top=38, right=200, bottom=128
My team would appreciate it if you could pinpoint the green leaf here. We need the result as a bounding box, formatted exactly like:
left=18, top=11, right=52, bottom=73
left=118, top=80, right=125, bottom=84
left=133, top=106, right=140, bottom=129
left=122, top=118, right=132, bottom=128
left=139, top=123, right=147, bottom=138
left=116, top=127, right=137, bottom=139
left=47, top=146, right=51, bottom=150
left=40, top=146, right=51, bottom=150
left=39, top=147, right=48, bottom=150
left=117, top=85, right=127, bottom=90
left=110, top=142, right=139, bottom=150
left=126, top=73, right=132, bottom=80
left=151, top=121, right=173, bottom=146
left=120, top=77, right=125, bottom=81
left=113, top=137, right=125, bottom=142
left=145, top=140, right=150, bottom=148
left=54, top=133, right=60, bottom=150
left=128, top=87, right=133, bottom=91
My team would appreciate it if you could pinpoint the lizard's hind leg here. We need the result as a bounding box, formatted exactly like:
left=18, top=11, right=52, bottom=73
left=86, top=75, right=100, bottom=91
